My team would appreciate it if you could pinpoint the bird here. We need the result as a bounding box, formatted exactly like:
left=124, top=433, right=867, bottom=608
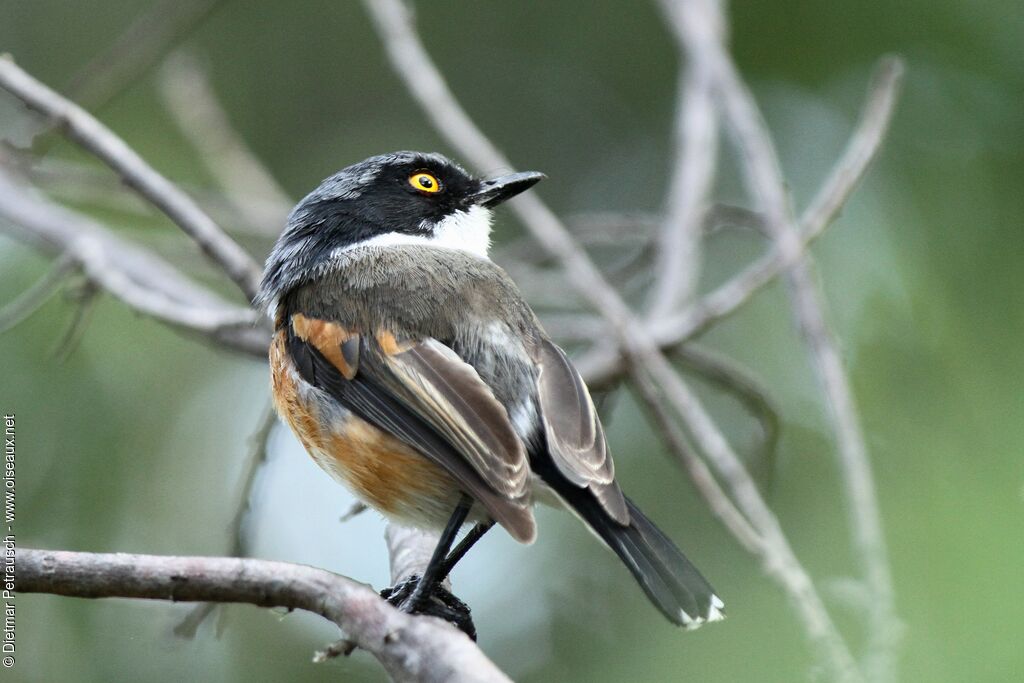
left=255, top=150, right=724, bottom=634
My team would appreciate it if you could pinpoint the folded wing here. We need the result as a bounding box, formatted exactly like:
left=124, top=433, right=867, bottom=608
left=286, top=314, right=536, bottom=542
left=535, top=338, right=628, bottom=524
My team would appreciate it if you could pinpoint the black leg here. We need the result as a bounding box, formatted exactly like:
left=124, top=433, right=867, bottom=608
left=400, top=495, right=472, bottom=611
left=438, top=521, right=494, bottom=579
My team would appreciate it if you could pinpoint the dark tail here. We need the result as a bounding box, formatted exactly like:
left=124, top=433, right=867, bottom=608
left=531, top=449, right=723, bottom=627
left=583, top=496, right=724, bottom=628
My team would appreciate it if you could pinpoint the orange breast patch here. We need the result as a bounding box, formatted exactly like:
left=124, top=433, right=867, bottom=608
left=324, top=417, right=458, bottom=516
left=269, top=330, right=458, bottom=522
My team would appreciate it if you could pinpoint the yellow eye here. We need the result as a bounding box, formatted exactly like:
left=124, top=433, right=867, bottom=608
left=409, top=172, right=442, bottom=194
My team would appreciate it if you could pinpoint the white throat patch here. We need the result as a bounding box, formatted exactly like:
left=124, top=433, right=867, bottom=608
left=334, top=205, right=494, bottom=260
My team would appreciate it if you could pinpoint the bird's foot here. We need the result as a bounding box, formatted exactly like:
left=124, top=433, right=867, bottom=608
left=380, top=574, right=477, bottom=641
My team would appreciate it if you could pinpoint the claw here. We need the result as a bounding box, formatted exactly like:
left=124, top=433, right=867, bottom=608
left=380, top=575, right=477, bottom=640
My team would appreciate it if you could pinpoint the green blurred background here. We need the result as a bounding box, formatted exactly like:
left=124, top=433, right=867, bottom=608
left=1, top=1, right=1021, bottom=681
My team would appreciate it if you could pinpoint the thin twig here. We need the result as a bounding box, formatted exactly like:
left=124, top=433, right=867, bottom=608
left=175, top=404, right=278, bottom=637
left=20, top=155, right=289, bottom=236
left=796, top=59, right=905, bottom=253
left=535, top=313, right=609, bottom=342
left=340, top=501, right=369, bottom=523
left=0, top=56, right=263, bottom=301
left=673, top=51, right=901, bottom=343
left=565, top=211, right=660, bottom=243
left=647, top=31, right=719, bottom=316
left=630, top=371, right=763, bottom=553
left=12, top=548, right=511, bottom=683
left=674, top=344, right=780, bottom=470
left=227, top=405, right=279, bottom=558
left=51, top=280, right=99, bottom=362
left=0, top=252, right=76, bottom=334
left=158, top=51, right=293, bottom=230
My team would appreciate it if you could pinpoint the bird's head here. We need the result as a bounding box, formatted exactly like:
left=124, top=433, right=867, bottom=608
left=255, top=150, right=543, bottom=313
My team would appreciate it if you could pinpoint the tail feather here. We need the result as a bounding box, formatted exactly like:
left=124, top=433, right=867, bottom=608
left=531, top=452, right=723, bottom=627
left=588, top=497, right=724, bottom=628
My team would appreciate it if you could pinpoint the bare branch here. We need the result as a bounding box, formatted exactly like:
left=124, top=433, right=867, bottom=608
left=497, top=218, right=651, bottom=271
left=158, top=52, right=293, bottom=230
left=319, top=523, right=448, bottom=662
left=657, top=1, right=905, bottom=674
left=705, top=40, right=903, bottom=680
left=0, top=56, right=263, bottom=301
left=704, top=202, right=767, bottom=236
left=797, top=58, right=905, bottom=247
left=641, top=346, right=864, bottom=682
left=497, top=205, right=761, bottom=273
left=0, top=168, right=269, bottom=358
left=647, top=18, right=719, bottom=316
left=658, top=57, right=901, bottom=346
left=13, top=548, right=511, bottom=683
left=575, top=57, right=904, bottom=388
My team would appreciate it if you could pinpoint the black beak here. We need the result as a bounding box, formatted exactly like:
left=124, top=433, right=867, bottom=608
left=467, top=171, right=545, bottom=208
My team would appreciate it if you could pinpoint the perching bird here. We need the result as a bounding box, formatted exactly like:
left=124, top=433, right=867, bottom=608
left=256, top=151, right=723, bottom=633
